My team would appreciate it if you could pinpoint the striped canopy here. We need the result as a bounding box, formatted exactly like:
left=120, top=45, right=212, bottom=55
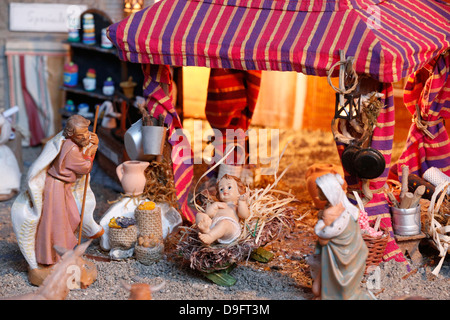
left=107, top=0, right=449, bottom=83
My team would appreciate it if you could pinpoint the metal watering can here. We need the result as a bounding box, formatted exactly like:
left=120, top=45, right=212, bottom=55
left=124, top=119, right=167, bottom=161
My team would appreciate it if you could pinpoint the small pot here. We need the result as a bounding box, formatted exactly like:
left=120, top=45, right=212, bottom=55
left=120, top=76, right=136, bottom=99
left=305, top=163, right=346, bottom=209
left=77, top=103, right=90, bottom=116
left=116, top=160, right=150, bottom=196
left=83, top=77, right=96, bottom=91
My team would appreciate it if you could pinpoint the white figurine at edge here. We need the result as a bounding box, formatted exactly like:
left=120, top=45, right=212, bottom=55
left=196, top=174, right=250, bottom=245
left=0, top=111, right=21, bottom=201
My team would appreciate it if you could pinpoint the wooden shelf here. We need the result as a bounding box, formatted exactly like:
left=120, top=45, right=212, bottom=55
left=58, top=109, right=95, bottom=121
left=61, top=84, right=117, bottom=101
left=64, top=40, right=118, bottom=56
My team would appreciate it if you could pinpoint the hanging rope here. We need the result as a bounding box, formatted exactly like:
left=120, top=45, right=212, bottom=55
left=413, top=104, right=442, bottom=140
left=327, top=58, right=359, bottom=95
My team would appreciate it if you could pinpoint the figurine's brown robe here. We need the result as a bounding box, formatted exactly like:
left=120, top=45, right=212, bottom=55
left=35, top=139, right=93, bottom=265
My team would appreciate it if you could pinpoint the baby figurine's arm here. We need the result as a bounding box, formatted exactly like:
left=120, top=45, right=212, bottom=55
left=237, top=193, right=250, bottom=219
left=205, top=201, right=227, bottom=218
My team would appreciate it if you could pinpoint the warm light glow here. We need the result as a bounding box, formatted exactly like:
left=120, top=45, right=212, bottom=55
left=123, top=0, right=144, bottom=13
left=334, top=92, right=361, bottom=121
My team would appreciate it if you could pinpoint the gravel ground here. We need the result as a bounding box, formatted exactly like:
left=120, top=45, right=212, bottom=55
left=0, top=128, right=449, bottom=305
left=0, top=145, right=309, bottom=302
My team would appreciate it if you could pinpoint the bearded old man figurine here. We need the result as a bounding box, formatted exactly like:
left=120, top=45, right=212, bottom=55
left=11, top=115, right=103, bottom=286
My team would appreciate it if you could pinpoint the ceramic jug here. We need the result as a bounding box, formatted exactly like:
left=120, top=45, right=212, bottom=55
left=116, top=161, right=150, bottom=196
left=305, top=163, right=346, bottom=209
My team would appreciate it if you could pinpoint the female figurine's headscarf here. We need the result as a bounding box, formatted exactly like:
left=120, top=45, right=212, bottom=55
left=315, top=173, right=359, bottom=221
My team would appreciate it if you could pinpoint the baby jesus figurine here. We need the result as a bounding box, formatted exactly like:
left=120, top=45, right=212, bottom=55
left=196, top=174, right=250, bottom=245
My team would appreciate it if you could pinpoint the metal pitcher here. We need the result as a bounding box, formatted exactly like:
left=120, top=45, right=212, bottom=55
left=124, top=119, right=152, bottom=161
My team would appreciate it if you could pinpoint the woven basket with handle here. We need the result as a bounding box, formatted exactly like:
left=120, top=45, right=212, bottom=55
left=363, top=230, right=389, bottom=275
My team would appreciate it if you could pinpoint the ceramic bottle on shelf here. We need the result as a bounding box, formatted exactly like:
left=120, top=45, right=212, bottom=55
left=64, top=100, right=76, bottom=113
left=83, top=68, right=96, bottom=92
left=68, top=28, right=79, bottom=42
left=102, top=77, right=115, bottom=96
left=63, top=62, right=78, bottom=87
left=82, top=13, right=96, bottom=45
left=101, top=28, right=113, bottom=49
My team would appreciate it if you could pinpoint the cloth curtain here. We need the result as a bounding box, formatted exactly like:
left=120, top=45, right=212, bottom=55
left=205, top=68, right=262, bottom=163
left=142, top=64, right=196, bottom=223
left=5, top=40, right=68, bottom=146
left=336, top=84, right=409, bottom=268
left=394, top=50, right=450, bottom=180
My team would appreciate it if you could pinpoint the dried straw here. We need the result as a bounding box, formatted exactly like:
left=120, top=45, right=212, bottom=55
left=177, top=226, right=256, bottom=272
left=142, top=160, right=178, bottom=208
left=241, top=165, right=297, bottom=246
left=425, top=182, right=450, bottom=276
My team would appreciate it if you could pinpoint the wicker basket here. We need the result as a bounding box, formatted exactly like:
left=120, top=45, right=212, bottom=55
left=135, top=243, right=164, bottom=265
left=363, top=230, right=389, bottom=275
left=135, top=207, right=163, bottom=238
left=109, top=225, right=138, bottom=250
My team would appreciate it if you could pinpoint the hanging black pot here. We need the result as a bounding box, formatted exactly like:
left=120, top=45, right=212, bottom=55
left=341, top=144, right=360, bottom=177
left=353, top=148, right=386, bottom=179
left=341, top=141, right=385, bottom=180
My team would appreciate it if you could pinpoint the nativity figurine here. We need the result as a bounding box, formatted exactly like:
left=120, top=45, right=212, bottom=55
left=11, top=115, right=103, bottom=286
left=310, top=173, right=372, bottom=300
left=196, top=174, right=249, bottom=245
left=0, top=112, right=21, bottom=201
left=1, top=240, right=95, bottom=300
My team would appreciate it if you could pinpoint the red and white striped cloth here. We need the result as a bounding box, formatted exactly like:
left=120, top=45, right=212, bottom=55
left=205, top=68, right=261, bottom=163
left=394, top=50, right=450, bottom=180
left=142, top=64, right=196, bottom=223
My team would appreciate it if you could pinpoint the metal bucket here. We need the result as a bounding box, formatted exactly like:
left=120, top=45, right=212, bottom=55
left=142, top=125, right=166, bottom=156
left=391, top=205, right=421, bottom=236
